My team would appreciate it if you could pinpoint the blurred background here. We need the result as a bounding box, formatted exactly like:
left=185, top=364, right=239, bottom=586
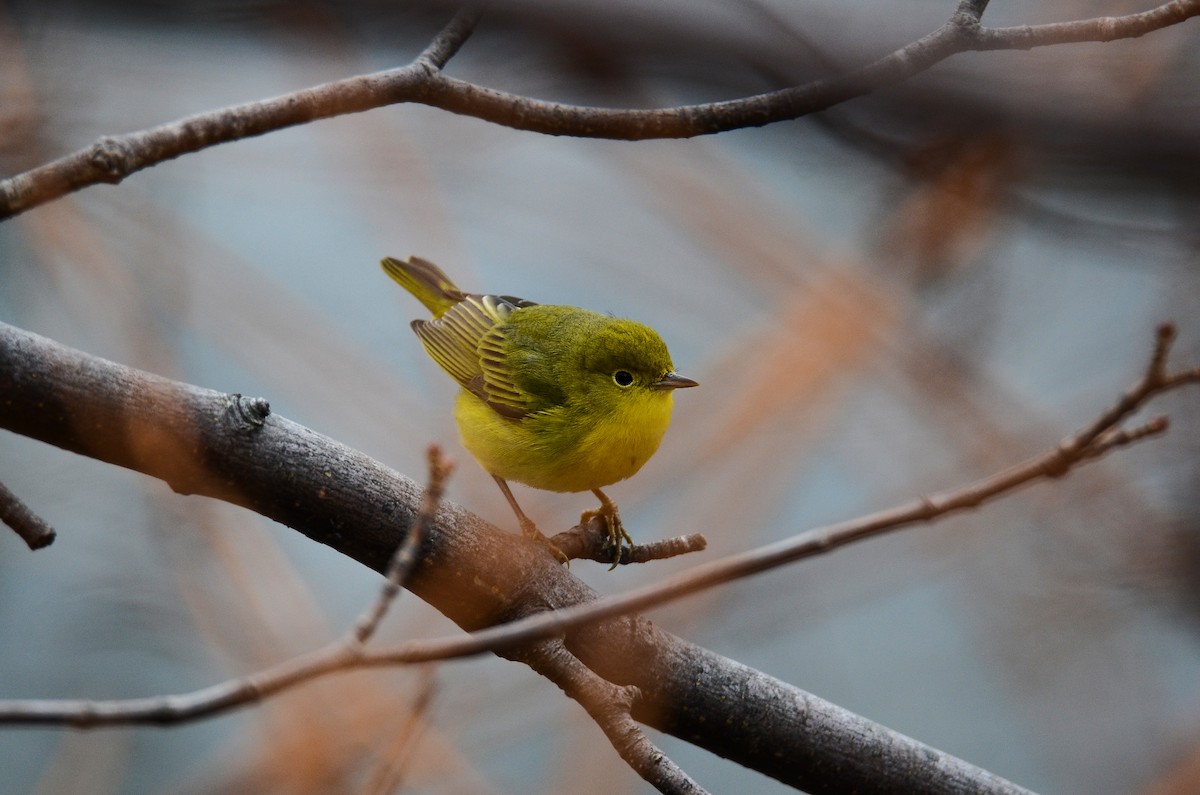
left=1, top=1, right=1198, bottom=793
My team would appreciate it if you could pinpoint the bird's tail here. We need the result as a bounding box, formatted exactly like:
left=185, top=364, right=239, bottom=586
left=380, top=256, right=466, bottom=318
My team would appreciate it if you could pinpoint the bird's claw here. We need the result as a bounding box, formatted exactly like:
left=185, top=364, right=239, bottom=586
left=581, top=497, right=631, bottom=570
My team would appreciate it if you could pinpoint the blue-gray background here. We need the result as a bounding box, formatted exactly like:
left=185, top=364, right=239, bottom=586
left=1, top=2, right=1198, bottom=793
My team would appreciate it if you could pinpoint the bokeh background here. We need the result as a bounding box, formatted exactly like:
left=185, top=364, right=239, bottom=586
left=1, top=1, right=1198, bottom=793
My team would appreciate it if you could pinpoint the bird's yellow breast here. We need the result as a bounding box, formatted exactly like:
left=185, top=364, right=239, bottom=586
left=455, top=387, right=675, bottom=494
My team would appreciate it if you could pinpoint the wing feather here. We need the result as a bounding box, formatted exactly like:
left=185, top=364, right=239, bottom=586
left=412, top=293, right=535, bottom=418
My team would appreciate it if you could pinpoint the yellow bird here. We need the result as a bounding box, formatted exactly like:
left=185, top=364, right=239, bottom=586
left=381, top=255, right=697, bottom=564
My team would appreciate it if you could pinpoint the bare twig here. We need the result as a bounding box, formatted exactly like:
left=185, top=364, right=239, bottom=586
left=0, top=445, right=451, bottom=727
left=0, top=8, right=481, bottom=221
left=413, top=6, right=483, bottom=69
left=955, top=0, right=992, bottom=23
left=550, top=519, right=707, bottom=565
left=1, top=1, right=1196, bottom=219
left=973, top=1, right=1199, bottom=49
left=350, top=445, right=454, bottom=646
left=512, top=639, right=709, bottom=795
left=0, top=480, right=56, bottom=550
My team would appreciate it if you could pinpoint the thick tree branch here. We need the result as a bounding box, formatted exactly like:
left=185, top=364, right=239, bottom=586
left=0, top=320, right=1039, bottom=794
left=1, top=1, right=1196, bottom=220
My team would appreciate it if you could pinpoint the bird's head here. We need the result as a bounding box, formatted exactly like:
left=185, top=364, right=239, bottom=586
left=581, top=319, right=698, bottom=405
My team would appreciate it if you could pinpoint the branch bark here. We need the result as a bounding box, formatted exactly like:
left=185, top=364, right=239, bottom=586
left=512, top=639, right=709, bottom=795
left=0, top=479, right=56, bottom=550
left=0, top=320, right=1033, bottom=795
left=1, top=1, right=1196, bottom=220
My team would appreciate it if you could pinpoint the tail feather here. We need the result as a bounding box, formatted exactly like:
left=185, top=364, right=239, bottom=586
left=380, top=256, right=465, bottom=318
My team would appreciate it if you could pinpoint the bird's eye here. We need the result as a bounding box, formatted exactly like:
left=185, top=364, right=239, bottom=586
left=613, top=370, right=634, bottom=387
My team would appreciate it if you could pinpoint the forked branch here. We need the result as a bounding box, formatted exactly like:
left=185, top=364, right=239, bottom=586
left=512, top=640, right=709, bottom=795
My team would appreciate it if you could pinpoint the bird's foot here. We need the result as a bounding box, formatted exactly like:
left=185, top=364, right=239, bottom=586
left=581, top=491, right=632, bottom=570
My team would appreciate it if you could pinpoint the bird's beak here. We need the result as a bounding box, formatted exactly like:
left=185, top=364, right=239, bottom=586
left=652, top=371, right=699, bottom=390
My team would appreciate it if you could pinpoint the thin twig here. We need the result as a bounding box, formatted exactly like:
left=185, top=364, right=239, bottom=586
left=974, top=0, right=1199, bottom=49
left=955, top=0, right=992, bottom=23
left=550, top=520, right=707, bottom=565
left=1, top=1, right=1196, bottom=219
left=0, top=445, right=451, bottom=727
left=0, top=480, right=56, bottom=550
left=0, top=8, right=482, bottom=221
left=512, top=640, right=710, bottom=795
left=413, top=7, right=484, bottom=70
left=350, top=445, right=453, bottom=646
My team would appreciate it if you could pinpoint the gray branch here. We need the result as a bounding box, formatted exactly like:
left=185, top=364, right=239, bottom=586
left=0, top=479, right=56, bottom=550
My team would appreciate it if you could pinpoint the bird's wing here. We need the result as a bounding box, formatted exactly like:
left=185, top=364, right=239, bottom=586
left=412, top=293, right=536, bottom=419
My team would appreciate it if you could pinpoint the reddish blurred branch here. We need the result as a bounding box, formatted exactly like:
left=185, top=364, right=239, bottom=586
left=0, top=1, right=1197, bottom=220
